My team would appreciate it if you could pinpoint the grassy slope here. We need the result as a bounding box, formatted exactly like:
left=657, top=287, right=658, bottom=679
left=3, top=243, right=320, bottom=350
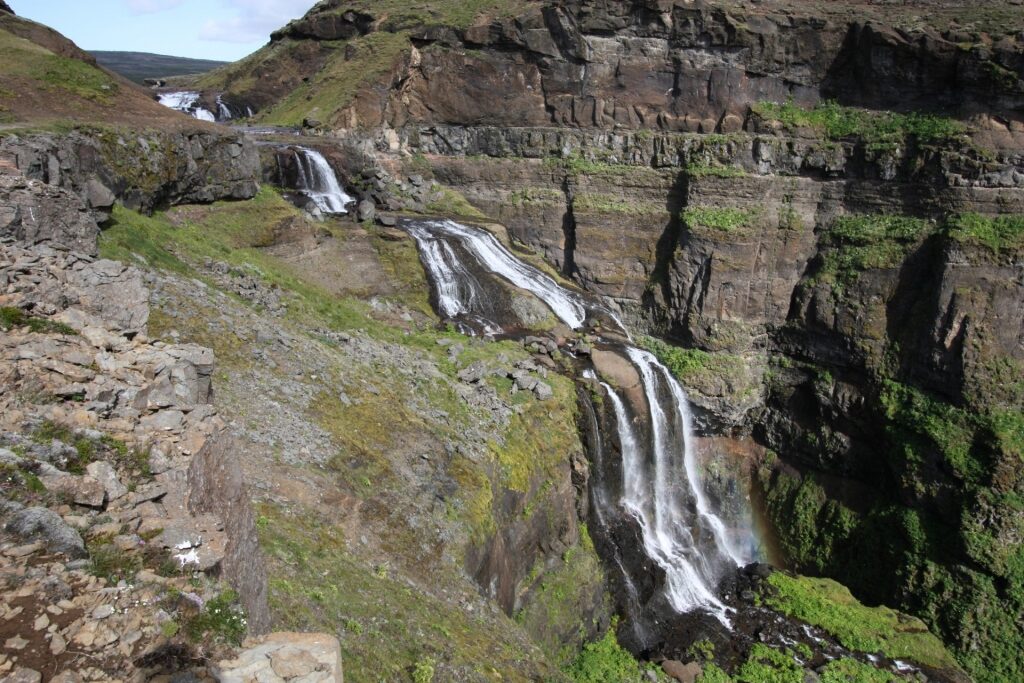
left=0, top=13, right=198, bottom=128
left=98, top=187, right=607, bottom=682
left=198, top=0, right=537, bottom=127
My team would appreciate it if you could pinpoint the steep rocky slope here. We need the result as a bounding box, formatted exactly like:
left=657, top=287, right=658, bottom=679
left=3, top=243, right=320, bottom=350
left=201, top=1, right=1024, bottom=681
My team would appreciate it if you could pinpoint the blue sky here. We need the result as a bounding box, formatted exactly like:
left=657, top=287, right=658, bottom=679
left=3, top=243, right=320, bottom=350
left=8, top=0, right=315, bottom=61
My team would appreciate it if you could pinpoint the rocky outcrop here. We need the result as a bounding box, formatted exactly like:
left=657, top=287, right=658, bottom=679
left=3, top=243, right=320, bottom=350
left=0, top=127, right=260, bottom=215
left=0, top=171, right=99, bottom=254
left=0, top=2, right=14, bottom=15
left=214, top=632, right=343, bottom=683
left=0, top=166, right=271, bottom=681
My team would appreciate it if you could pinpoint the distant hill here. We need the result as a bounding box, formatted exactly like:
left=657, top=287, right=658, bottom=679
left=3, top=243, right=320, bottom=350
left=89, top=51, right=227, bottom=84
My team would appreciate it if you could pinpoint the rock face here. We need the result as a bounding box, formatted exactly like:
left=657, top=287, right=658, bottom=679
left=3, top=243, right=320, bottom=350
left=218, top=0, right=1022, bottom=130
left=0, top=2, right=13, bottom=16
left=0, top=171, right=99, bottom=254
left=0, top=128, right=261, bottom=215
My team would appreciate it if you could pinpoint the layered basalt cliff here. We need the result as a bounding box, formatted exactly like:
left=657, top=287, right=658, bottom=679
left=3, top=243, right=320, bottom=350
left=212, top=1, right=1023, bottom=679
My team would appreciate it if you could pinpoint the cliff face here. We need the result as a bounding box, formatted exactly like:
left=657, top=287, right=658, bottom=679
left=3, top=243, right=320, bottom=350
left=218, top=2, right=1024, bottom=679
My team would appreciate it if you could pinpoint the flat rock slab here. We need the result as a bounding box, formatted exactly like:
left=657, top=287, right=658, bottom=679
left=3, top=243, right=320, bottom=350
left=214, top=632, right=343, bottom=683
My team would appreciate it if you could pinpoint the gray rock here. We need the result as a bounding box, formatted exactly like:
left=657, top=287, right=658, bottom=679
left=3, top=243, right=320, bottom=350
left=357, top=199, right=376, bottom=223
left=84, top=178, right=116, bottom=211
left=4, top=507, right=87, bottom=558
left=377, top=214, right=397, bottom=227
left=86, top=461, right=128, bottom=502
left=533, top=382, right=554, bottom=401
left=3, top=668, right=42, bottom=683
left=39, top=473, right=106, bottom=507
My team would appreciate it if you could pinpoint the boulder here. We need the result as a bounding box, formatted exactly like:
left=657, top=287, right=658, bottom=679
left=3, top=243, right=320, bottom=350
left=662, top=661, right=702, bottom=683
left=4, top=507, right=87, bottom=558
left=591, top=349, right=641, bottom=391
left=357, top=199, right=375, bottom=223
left=39, top=472, right=106, bottom=507
left=85, top=461, right=128, bottom=502
left=214, top=632, right=343, bottom=683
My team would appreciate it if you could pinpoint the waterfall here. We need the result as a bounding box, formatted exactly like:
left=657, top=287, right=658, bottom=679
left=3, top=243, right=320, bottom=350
left=157, top=91, right=216, bottom=122
left=216, top=95, right=233, bottom=121
left=404, top=218, right=748, bottom=624
left=407, top=219, right=588, bottom=329
left=291, top=148, right=353, bottom=214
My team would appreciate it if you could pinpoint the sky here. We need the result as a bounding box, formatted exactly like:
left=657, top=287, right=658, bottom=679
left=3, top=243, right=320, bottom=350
left=8, top=0, right=316, bottom=61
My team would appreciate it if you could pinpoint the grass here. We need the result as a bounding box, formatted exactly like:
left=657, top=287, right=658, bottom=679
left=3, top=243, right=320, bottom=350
left=763, top=572, right=961, bottom=671
left=735, top=644, right=803, bottom=683
left=0, top=28, right=119, bottom=105
left=574, top=193, right=668, bottom=217
left=425, top=185, right=489, bottom=220
left=0, top=307, right=77, bottom=335
left=752, top=100, right=966, bottom=147
left=816, top=214, right=933, bottom=289
left=820, top=659, right=897, bottom=683
left=256, top=503, right=562, bottom=682
left=682, top=206, right=757, bottom=232
left=182, top=589, right=247, bottom=646
left=945, top=213, right=1024, bottom=252
left=687, top=163, right=748, bottom=179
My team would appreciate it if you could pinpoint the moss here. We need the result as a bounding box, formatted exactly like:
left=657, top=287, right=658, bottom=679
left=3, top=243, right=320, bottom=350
left=752, top=100, right=966, bottom=146
left=425, top=185, right=489, bottom=220
left=735, top=644, right=803, bottom=683
left=683, top=206, right=758, bottom=232
left=0, top=307, right=77, bottom=335
left=574, top=192, right=667, bottom=217
left=945, top=213, right=1024, bottom=252
left=763, top=573, right=961, bottom=671
left=697, top=664, right=735, bottom=683
left=565, top=623, right=664, bottom=682
left=489, top=373, right=578, bottom=493
left=820, top=659, right=897, bottom=683
left=687, top=163, right=748, bottom=179
left=515, top=526, right=609, bottom=665
left=639, top=337, right=748, bottom=390
left=257, top=503, right=562, bottom=682
left=816, top=214, right=933, bottom=290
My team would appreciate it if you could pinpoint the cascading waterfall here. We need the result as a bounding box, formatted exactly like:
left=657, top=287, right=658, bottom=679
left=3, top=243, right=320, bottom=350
left=403, top=218, right=750, bottom=624
left=291, top=148, right=353, bottom=214
left=157, top=91, right=216, bottom=122
left=411, top=219, right=588, bottom=329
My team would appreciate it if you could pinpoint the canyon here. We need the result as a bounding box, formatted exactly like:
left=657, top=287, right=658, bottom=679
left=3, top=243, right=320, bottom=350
left=0, top=1, right=1022, bottom=682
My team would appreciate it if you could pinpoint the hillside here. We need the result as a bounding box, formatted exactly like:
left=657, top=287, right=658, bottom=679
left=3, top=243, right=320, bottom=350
left=90, top=51, right=228, bottom=84
left=0, top=2, right=1022, bottom=683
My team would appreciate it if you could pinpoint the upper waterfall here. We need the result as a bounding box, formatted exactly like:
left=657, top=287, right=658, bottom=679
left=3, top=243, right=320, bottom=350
left=157, top=91, right=216, bottom=122
left=291, top=147, right=353, bottom=215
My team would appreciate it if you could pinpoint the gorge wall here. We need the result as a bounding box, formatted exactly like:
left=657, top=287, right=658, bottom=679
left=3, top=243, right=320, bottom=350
left=205, top=1, right=1024, bottom=679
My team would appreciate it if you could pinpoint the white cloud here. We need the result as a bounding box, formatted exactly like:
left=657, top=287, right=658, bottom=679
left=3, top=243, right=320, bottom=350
left=127, top=0, right=186, bottom=14
left=199, top=0, right=313, bottom=44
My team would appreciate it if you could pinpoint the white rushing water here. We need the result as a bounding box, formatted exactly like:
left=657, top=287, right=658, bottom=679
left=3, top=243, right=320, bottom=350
left=408, top=220, right=588, bottom=328
left=157, top=91, right=215, bottom=122
left=603, top=379, right=731, bottom=624
left=406, top=217, right=746, bottom=622
left=292, top=147, right=353, bottom=214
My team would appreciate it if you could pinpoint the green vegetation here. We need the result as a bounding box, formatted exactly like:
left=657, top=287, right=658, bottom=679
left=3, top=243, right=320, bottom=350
left=686, top=163, right=748, bottom=179
left=816, top=214, right=933, bottom=289
left=640, top=337, right=747, bottom=388
left=0, top=306, right=77, bottom=335
left=736, top=644, right=803, bottom=683
left=0, top=28, right=119, bottom=104
left=515, top=526, right=609, bottom=665
left=697, top=664, right=734, bottom=683
left=763, top=573, right=961, bottom=671
left=945, top=213, right=1024, bottom=252
left=182, top=590, right=247, bottom=646
left=752, top=100, right=966, bottom=147
left=509, top=187, right=565, bottom=207
left=682, top=206, right=758, bottom=232
left=425, top=185, right=489, bottom=220
left=257, top=504, right=563, bottom=682
left=565, top=624, right=664, bottom=682
left=575, top=192, right=667, bottom=217
left=820, top=659, right=897, bottom=683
